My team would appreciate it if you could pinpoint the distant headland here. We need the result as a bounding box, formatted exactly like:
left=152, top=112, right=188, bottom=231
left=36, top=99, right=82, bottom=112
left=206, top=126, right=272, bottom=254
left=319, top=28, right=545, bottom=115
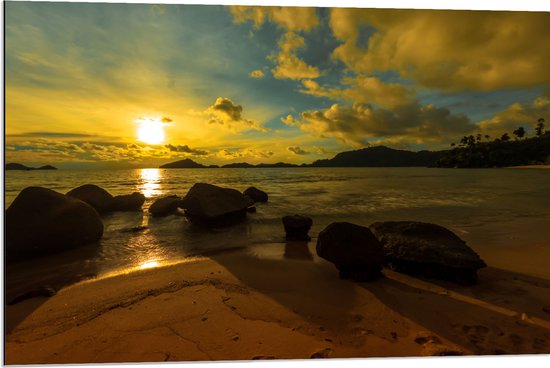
left=160, top=146, right=447, bottom=169
left=5, top=163, right=58, bottom=171
left=160, top=132, right=550, bottom=169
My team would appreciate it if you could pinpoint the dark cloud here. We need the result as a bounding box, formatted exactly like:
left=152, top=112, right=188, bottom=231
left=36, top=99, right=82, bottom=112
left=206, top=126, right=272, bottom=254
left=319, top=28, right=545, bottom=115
left=287, top=146, right=309, bottom=155
left=161, top=117, right=173, bottom=123
left=165, top=144, right=209, bottom=156
left=205, top=97, right=267, bottom=132
left=285, top=102, right=475, bottom=147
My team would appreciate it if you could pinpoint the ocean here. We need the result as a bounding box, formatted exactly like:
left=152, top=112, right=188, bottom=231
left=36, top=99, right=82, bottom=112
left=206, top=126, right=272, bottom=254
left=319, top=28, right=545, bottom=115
left=5, top=167, right=550, bottom=298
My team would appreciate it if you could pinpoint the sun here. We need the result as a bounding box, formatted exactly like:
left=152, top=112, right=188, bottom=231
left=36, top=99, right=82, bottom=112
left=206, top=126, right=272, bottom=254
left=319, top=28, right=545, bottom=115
left=136, top=118, right=165, bottom=145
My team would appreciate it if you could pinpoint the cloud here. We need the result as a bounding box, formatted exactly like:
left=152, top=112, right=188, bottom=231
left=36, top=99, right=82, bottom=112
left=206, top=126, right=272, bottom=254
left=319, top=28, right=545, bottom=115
left=249, top=69, right=265, bottom=79
left=477, top=95, right=550, bottom=138
left=230, top=6, right=319, bottom=32
left=161, top=117, right=173, bottom=123
left=329, top=8, right=550, bottom=91
left=205, top=97, right=267, bottom=132
left=272, top=32, right=320, bottom=80
left=217, top=148, right=274, bottom=160
left=288, top=146, right=310, bottom=155
left=284, top=102, right=475, bottom=147
left=165, top=144, right=209, bottom=156
left=300, top=76, right=414, bottom=109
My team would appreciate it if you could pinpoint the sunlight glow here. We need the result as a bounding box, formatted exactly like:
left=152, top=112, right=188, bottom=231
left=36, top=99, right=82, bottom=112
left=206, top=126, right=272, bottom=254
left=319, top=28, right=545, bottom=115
left=139, top=260, right=159, bottom=269
left=136, top=117, right=165, bottom=144
left=140, top=168, right=162, bottom=198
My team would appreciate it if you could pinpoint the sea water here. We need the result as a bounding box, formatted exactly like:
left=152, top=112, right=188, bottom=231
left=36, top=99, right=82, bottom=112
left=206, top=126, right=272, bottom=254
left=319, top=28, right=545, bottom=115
left=5, top=167, right=550, bottom=296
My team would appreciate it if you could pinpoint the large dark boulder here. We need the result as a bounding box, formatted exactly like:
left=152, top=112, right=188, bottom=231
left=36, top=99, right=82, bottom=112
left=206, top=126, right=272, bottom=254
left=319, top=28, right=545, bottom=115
left=6, top=187, right=104, bottom=261
left=369, top=221, right=487, bottom=285
left=149, top=195, right=180, bottom=217
left=179, top=183, right=248, bottom=226
left=244, top=186, right=268, bottom=203
left=316, top=222, right=384, bottom=281
left=282, top=215, right=312, bottom=240
left=112, top=192, right=145, bottom=211
left=66, top=184, right=114, bottom=213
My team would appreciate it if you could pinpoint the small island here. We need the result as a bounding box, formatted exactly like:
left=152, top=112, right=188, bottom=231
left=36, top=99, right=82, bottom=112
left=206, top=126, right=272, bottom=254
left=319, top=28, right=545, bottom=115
left=6, top=163, right=58, bottom=171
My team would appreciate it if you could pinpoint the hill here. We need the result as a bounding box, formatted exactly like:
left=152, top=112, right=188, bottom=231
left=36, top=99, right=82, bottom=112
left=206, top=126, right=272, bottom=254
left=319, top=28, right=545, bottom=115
left=309, top=146, right=445, bottom=167
left=159, top=159, right=207, bottom=169
left=436, top=134, right=550, bottom=168
left=159, top=146, right=446, bottom=169
left=6, top=163, right=58, bottom=171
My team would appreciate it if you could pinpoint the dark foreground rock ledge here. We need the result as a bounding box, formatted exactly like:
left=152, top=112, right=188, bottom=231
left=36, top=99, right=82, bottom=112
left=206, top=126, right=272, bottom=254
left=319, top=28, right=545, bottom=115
left=369, top=221, right=487, bottom=285
left=316, top=222, right=385, bottom=281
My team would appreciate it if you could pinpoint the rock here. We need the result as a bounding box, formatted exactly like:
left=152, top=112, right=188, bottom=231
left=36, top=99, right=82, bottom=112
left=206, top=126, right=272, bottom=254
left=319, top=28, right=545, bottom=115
left=369, top=221, right=487, bottom=285
left=6, top=187, right=104, bottom=261
left=112, top=192, right=145, bottom=211
left=243, top=195, right=255, bottom=207
left=66, top=184, right=114, bottom=213
left=148, top=195, right=180, bottom=217
left=282, top=215, right=313, bottom=240
left=316, top=222, right=384, bottom=281
left=179, top=183, right=248, bottom=226
left=243, top=186, right=268, bottom=203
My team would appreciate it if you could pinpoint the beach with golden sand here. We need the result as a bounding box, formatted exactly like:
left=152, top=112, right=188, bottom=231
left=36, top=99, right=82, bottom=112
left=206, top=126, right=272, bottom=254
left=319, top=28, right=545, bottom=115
left=6, top=238, right=550, bottom=364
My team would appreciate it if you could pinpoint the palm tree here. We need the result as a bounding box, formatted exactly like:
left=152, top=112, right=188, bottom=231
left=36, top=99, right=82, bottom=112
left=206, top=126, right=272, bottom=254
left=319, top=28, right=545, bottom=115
left=536, top=118, right=545, bottom=136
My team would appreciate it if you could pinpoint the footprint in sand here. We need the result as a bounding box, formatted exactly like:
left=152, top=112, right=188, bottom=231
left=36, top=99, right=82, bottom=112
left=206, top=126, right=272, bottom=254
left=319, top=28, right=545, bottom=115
left=414, top=331, right=464, bottom=356
left=508, top=333, right=524, bottom=347
left=532, top=338, right=546, bottom=351
left=310, top=348, right=333, bottom=359
left=461, top=325, right=490, bottom=346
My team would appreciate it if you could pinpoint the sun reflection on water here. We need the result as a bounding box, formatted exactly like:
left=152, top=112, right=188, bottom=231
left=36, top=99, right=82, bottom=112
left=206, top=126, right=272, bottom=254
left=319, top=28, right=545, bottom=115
left=139, top=260, right=160, bottom=269
left=140, top=168, right=163, bottom=198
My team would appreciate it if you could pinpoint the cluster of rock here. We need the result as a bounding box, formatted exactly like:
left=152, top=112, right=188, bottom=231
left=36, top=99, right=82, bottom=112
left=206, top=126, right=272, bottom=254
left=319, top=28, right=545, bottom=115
left=66, top=184, right=145, bottom=213
left=313, top=220, right=486, bottom=285
left=5, top=182, right=268, bottom=262
left=149, top=183, right=266, bottom=225
left=7, top=181, right=486, bottom=285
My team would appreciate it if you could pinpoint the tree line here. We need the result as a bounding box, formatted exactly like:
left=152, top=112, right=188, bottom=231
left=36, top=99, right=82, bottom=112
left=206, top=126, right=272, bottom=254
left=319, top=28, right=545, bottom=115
left=437, top=118, right=550, bottom=168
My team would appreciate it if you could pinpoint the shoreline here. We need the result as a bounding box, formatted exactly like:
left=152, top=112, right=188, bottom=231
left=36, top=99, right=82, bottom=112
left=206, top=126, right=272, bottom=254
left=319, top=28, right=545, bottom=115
left=506, top=165, right=550, bottom=169
left=6, top=243, right=550, bottom=364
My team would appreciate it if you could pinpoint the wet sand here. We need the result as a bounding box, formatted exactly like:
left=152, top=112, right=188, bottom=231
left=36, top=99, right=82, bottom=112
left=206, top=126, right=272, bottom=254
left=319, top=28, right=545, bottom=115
left=5, top=242, right=550, bottom=364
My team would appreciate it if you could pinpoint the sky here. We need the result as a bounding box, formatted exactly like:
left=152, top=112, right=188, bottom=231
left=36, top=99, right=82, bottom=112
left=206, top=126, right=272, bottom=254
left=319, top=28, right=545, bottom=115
left=5, top=1, right=550, bottom=168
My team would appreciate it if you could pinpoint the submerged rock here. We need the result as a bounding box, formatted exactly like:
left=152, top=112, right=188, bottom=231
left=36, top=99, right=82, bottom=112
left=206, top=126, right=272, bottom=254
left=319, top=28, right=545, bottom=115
left=112, top=192, right=145, bottom=211
left=316, top=222, right=384, bottom=281
left=66, top=184, right=114, bottom=213
left=282, top=214, right=313, bottom=240
left=369, top=221, right=486, bottom=285
left=179, top=183, right=248, bottom=226
left=6, top=186, right=104, bottom=261
left=149, top=195, right=180, bottom=217
left=244, top=186, right=268, bottom=203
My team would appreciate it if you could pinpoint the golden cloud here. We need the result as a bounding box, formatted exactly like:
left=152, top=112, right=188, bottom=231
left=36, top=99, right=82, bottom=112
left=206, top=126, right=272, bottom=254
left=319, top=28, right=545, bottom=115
left=249, top=69, right=265, bottom=78
left=230, top=6, right=319, bottom=32
left=300, top=76, right=414, bottom=109
left=285, top=102, right=475, bottom=147
left=329, top=8, right=550, bottom=91
left=205, top=97, right=268, bottom=132
left=272, top=32, right=320, bottom=80
left=478, top=95, right=550, bottom=138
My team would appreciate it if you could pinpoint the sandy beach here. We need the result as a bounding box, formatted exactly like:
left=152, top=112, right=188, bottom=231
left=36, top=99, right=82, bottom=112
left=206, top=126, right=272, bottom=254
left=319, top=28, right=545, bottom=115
left=5, top=241, right=550, bottom=364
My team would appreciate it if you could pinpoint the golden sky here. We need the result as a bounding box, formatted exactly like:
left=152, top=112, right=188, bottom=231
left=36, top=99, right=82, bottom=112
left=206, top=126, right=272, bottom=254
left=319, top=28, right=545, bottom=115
left=5, top=2, right=550, bottom=168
